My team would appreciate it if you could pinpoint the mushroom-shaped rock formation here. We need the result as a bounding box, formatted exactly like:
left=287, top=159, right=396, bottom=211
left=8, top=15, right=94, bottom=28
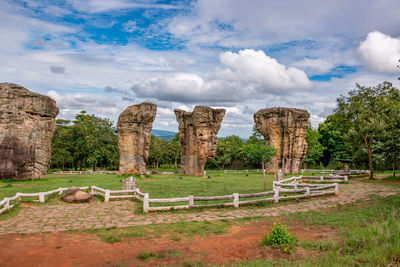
left=174, top=106, right=226, bottom=176
left=0, top=83, right=59, bottom=180
left=117, top=102, right=157, bottom=176
left=254, top=107, right=310, bottom=174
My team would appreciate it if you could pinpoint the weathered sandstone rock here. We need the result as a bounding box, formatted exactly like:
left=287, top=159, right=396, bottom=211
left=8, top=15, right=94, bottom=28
left=254, top=107, right=310, bottom=174
left=0, top=83, right=59, bottom=180
left=175, top=106, right=225, bottom=176
left=117, top=102, right=157, bottom=176
left=62, top=187, right=94, bottom=203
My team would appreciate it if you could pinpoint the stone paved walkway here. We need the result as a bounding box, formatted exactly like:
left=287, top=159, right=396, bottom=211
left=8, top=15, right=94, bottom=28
left=0, top=180, right=398, bottom=235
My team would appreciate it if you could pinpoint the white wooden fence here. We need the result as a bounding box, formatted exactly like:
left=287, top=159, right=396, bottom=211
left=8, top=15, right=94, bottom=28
left=139, top=175, right=341, bottom=213
left=0, top=174, right=344, bottom=215
left=52, top=171, right=117, bottom=175
left=301, top=169, right=370, bottom=176
left=0, top=186, right=137, bottom=215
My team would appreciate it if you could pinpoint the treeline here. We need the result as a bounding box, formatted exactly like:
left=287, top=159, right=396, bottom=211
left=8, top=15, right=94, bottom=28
left=303, top=81, right=400, bottom=178
left=50, top=111, right=119, bottom=171
left=50, top=115, right=274, bottom=171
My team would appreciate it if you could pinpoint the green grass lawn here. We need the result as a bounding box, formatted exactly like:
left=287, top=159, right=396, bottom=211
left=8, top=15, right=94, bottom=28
left=0, top=172, right=282, bottom=201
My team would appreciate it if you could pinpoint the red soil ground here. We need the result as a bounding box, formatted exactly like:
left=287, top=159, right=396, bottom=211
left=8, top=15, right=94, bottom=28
left=0, top=219, right=336, bottom=267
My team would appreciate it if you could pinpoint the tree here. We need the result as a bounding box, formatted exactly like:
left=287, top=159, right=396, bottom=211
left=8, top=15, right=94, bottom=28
left=318, top=114, right=351, bottom=166
left=335, top=82, right=395, bottom=179
left=303, top=123, right=325, bottom=168
left=50, top=119, right=73, bottom=170
left=243, top=144, right=275, bottom=190
left=170, top=133, right=181, bottom=170
left=209, top=135, right=244, bottom=171
left=374, top=84, right=400, bottom=176
left=50, top=111, right=119, bottom=171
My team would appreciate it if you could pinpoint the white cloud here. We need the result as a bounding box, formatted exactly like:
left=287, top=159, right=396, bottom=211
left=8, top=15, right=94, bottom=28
left=65, top=0, right=184, bottom=13
left=122, top=20, right=137, bottom=33
left=167, top=0, right=400, bottom=48
left=218, top=49, right=313, bottom=91
left=133, top=49, right=312, bottom=103
left=358, top=31, right=400, bottom=73
left=292, top=58, right=336, bottom=75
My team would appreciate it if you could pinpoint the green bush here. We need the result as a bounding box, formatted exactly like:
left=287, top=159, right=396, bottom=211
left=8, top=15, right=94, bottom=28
left=261, top=222, right=298, bottom=253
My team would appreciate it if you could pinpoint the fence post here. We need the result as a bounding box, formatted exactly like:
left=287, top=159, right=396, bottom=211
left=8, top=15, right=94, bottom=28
left=272, top=181, right=276, bottom=189
left=334, top=183, right=339, bottom=195
left=233, top=193, right=239, bottom=208
left=188, top=195, right=194, bottom=208
left=305, top=187, right=310, bottom=197
left=320, top=176, right=324, bottom=182
left=344, top=176, right=348, bottom=182
left=105, top=190, right=110, bottom=202
left=39, top=193, right=45, bottom=203
left=90, top=186, right=94, bottom=195
left=16, top=193, right=21, bottom=200
left=294, top=183, right=298, bottom=190
left=143, top=193, right=149, bottom=213
left=4, top=199, right=9, bottom=210
left=273, top=189, right=279, bottom=203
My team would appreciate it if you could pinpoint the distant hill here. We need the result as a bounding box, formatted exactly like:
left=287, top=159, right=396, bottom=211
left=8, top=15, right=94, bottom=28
left=151, top=129, right=177, bottom=140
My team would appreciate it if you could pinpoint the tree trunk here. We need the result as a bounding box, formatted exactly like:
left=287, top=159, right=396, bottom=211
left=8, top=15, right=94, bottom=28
left=93, top=162, right=96, bottom=171
left=262, top=159, right=266, bottom=191
left=393, top=160, right=397, bottom=177
left=74, top=160, right=78, bottom=171
left=174, top=153, right=178, bottom=171
left=367, top=145, right=373, bottom=179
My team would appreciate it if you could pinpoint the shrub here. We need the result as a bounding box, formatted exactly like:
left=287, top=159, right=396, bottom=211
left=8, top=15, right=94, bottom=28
left=261, top=222, right=298, bottom=253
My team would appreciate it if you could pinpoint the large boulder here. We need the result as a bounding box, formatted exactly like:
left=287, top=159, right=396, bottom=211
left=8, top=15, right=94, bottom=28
left=117, top=102, right=157, bottom=176
left=254, top=107, right=310, bottom=174
left=62, top=187, right=94, bottom=203
left=175, top=106, right=225, bottom=176
left=0, top=83, right=59, bottom=180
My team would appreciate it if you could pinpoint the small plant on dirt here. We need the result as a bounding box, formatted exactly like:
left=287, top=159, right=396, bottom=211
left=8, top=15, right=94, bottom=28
left=261, top=222, right=298, bottom=254
left=138, top=251, right=158, bottom=261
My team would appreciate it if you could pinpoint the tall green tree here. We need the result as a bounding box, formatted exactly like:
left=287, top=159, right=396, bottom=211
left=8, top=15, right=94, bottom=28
left=50, top=111, right=118, bottom=171
left=303, top=123, right=325, bottom=168
left=318, top=114, right=351, bottom=166
left=50, top=119, right=73, bottom=170
left=209, top=135, right=244, bottom=171
left=243, top=144, right=275, bottom=190
left=335, top=82, right=396, bottom=179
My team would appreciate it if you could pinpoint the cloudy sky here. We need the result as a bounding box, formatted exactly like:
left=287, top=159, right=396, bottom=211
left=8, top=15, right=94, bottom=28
left=1, top=0, right=400, bottom=137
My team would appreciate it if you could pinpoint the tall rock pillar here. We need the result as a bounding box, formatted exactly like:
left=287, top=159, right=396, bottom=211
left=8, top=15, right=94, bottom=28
left=0, top=83, right=59, bottom=180
left=254, top=107, right=310, bottom=174
left=175, top=106, right=225, bottom=176
left=117, top=102, right=157, bottom=176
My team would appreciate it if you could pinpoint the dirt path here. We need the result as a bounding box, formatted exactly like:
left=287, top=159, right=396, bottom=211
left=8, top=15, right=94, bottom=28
left=0, top=180, right=398, bottom=235
left=0, top=219, right=334, bottom=267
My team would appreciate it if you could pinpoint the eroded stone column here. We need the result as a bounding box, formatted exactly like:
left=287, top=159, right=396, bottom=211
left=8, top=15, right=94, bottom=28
left=254, top=107, right=310, bottom=174
left=174, top=106, right=225, bottom=176
left=117, top=102, right=157, bottom=176
left=0, top=83, right=59, bottom=180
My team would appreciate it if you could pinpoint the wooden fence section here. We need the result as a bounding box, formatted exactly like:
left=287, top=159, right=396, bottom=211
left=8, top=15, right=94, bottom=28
left=301, top=169, right=370, bottom=176
left=0, top=173, right=347, bottom=215
left=0, top=186, right=89, bottom=215
left=53, top=171, right=118, bottom=175
left=140, top=175, right=341, bottom=213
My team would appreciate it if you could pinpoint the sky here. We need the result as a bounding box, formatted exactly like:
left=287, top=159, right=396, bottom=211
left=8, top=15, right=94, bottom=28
left=1, top=0, right=400, bottom=138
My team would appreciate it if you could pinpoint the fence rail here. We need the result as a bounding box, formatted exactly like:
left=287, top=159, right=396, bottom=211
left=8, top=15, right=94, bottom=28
left=52, top=171, right=118, bottom=175
left=139, top=175, right=341, bottom=213
left=1, top=172, right=348, bottom=215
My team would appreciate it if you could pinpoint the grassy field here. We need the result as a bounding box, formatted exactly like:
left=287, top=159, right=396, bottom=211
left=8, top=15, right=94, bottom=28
left=0, top=172, right=280, bottom=200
